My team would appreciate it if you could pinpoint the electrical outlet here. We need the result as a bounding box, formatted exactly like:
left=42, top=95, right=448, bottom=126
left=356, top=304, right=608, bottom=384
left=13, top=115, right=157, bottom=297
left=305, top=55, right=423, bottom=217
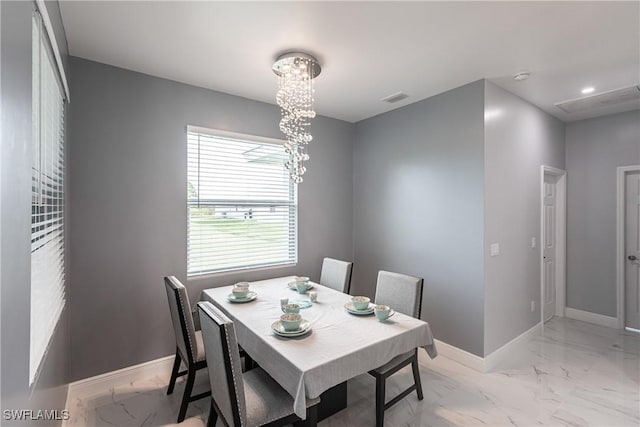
left=490, top=243, right=500, bottom=257
left=531, top=300, right=536, bottom=312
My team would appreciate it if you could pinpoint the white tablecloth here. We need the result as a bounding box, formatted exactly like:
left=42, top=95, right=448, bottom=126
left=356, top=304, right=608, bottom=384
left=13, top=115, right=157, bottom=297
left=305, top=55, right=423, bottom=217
left=201, top=276, right=437, bottom=419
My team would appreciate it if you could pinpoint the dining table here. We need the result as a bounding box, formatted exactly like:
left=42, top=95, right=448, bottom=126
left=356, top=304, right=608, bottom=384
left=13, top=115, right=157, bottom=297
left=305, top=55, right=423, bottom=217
left=201, top=276, right=438, bottom=420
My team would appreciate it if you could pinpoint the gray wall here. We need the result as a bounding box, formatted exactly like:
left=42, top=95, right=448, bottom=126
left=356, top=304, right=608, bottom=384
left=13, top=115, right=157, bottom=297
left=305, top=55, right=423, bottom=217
left=483, top=81, right=565, bottom=355
left=566, top=111, right=640, bottom=317
left=353, top=81, right=485, bottom=356
left=1, top=1, right=70, bottom=424
left=68, top=57, right=354, bottom=381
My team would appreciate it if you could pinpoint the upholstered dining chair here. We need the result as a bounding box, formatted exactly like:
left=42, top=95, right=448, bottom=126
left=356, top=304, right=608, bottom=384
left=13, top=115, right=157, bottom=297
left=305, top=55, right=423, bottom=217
left=319, top=257, right=353, bottom=294
left=369, top=270, right=424, bottom=427
left=197, top=301, right=320, bottom=427
left=164, top=276, right=211, bottom=423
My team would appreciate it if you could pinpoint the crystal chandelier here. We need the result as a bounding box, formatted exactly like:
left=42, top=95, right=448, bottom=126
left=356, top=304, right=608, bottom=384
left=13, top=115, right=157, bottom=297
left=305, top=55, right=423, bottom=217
left=272, top=52, right=321, bottom=183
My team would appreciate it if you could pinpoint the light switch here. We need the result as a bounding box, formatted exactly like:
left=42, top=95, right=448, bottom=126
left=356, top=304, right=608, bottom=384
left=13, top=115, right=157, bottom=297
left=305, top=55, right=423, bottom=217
left=531, top=237, right=536, bottom=249
left=490, top=243, right=500, bottom=257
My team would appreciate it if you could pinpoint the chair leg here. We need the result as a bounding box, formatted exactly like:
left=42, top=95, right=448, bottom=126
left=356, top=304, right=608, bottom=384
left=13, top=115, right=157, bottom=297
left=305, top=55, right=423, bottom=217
left=207, top=399, right=218, bottom=427
left=177, top=367, right=196, bottom=423
left=411, top=353, right=424, bottom=401
left=375, top=376, right=386, bottom=427
left=244, top=353, right=254, bottom=371
left=167, top=350, right=181, bottom=395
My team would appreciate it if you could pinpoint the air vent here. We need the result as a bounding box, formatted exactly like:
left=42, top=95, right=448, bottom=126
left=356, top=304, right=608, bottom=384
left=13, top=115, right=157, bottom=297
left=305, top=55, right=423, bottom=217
left=555, top=85, right=640, bottom=114
left=381, top=92, right=409, bottom=103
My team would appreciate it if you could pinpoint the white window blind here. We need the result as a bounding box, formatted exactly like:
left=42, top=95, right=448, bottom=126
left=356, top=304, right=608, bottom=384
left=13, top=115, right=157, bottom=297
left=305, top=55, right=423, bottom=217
left=30, top=10, right=66, bottom=385
left=187, top=128, right=297, bottom=276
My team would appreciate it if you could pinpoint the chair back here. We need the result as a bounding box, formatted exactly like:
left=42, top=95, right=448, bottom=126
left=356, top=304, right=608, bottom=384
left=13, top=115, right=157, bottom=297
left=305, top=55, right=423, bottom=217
left=320, top=257, right=354, bottom=294
left=198, top=301, right=246, bottom=427
left=164, top=276, right=198, bottom=363
left=374, top=271, right=423, bottom=318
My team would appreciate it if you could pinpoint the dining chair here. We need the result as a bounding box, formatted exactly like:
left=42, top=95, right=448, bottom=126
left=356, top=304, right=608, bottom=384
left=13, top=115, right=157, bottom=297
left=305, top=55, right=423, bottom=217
left=164, top=276, right=211, bottom=423
left=369, top=270, right=424, bottom=427
left=197, top=301, right=320, bottom=427
left=319, top=257, right=353, bottom=294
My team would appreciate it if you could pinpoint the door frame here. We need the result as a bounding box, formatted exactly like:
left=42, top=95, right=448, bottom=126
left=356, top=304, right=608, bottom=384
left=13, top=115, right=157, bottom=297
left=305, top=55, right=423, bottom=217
left=616, top=165, right=640, bottom=329
left=540, top=166, right=567, bottom=324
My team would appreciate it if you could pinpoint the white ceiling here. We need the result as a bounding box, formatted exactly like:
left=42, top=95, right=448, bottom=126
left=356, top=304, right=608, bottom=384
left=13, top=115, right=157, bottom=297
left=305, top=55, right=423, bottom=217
left=59, top=1, right=639, bottom=123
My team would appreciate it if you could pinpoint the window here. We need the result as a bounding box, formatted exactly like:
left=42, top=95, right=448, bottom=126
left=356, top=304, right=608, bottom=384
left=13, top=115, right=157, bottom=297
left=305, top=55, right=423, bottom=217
left=30, top=10, right=66, bottom=384
left=187, top=127, right=297, bottom=275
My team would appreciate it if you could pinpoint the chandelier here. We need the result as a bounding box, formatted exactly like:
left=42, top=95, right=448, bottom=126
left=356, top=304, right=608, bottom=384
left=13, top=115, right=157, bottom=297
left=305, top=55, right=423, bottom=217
left=272, top=52, right=321, bottom=183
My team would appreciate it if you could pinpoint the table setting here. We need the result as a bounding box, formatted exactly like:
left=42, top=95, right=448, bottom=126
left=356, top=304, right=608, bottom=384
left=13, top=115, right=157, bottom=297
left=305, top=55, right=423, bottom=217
left=201, top=275, right=437, bottom=419
left=226, top=281, right=258, bottom=303
left=220, top=275, right=400, bottom=338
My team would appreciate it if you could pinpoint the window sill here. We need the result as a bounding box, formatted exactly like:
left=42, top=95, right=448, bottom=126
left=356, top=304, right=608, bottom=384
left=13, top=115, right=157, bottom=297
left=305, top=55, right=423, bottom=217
left=187, top=262, right=298, bottom=283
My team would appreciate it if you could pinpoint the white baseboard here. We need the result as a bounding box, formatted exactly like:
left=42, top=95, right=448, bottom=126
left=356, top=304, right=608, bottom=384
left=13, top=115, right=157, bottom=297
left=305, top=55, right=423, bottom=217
left=483, top=322, right=542, bottom=372
left=434, top=339, right=485, bottom=372
left=435, top=322, right=541, bottom=373
left=65, top=355, right=174, bottom=404
left=565, top=307, right=618, bottom=329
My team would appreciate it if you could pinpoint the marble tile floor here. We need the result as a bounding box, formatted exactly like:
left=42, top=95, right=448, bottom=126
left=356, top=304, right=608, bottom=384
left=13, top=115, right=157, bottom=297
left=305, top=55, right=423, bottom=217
left=65, top=318, right=639, bottom=427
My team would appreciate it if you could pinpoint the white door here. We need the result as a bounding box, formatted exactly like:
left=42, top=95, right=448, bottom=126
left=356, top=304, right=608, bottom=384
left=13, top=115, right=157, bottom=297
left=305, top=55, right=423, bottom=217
left=543, top=174, right=558, bottom=322
left=625, top=171, right=640, bottom=330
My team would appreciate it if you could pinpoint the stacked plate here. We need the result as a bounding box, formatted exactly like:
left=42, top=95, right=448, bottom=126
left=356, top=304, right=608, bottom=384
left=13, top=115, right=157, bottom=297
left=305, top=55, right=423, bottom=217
left=226, top=291, right=257, bottom=303
left=271, top=319, right=312, bottom=337
left=344, top=302, right=375, bottom=315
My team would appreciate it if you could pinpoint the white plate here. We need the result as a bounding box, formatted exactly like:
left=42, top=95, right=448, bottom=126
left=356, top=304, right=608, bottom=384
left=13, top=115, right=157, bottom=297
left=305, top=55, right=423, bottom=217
left=288, top=281, right=314, bottom=291
left=271, top=319, right=312, bottom=337
left=226, top=291, right=258, bottom=303
left=344, top=302, right=375, bottom=315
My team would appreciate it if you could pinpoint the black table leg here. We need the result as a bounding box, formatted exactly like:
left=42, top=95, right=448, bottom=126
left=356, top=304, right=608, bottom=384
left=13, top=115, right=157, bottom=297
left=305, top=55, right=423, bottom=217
left=317, top=381, right=348, bottom=421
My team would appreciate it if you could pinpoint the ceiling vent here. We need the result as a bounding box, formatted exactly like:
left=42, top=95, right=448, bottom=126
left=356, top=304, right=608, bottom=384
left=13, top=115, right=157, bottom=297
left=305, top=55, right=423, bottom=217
left=381, top=92, right=409, bottom=103
left=555, top=85, right=640, bottom=114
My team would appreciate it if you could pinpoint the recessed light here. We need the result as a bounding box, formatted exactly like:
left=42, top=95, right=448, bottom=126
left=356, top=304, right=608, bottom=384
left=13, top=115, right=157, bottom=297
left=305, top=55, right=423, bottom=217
left=513, top=71, right=531, bottom=81
left=581, top=87, right=595, bottom=94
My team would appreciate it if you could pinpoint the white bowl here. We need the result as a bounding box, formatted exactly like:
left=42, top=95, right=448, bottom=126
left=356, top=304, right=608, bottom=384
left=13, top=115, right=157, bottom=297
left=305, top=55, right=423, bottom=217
left=351, top=296, right=370, bottom=310
left=234, top=282, right=250, bottom=289
left=232, top=289, right=248, bottom=298
left=280, top=313, right=302, bottom=331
